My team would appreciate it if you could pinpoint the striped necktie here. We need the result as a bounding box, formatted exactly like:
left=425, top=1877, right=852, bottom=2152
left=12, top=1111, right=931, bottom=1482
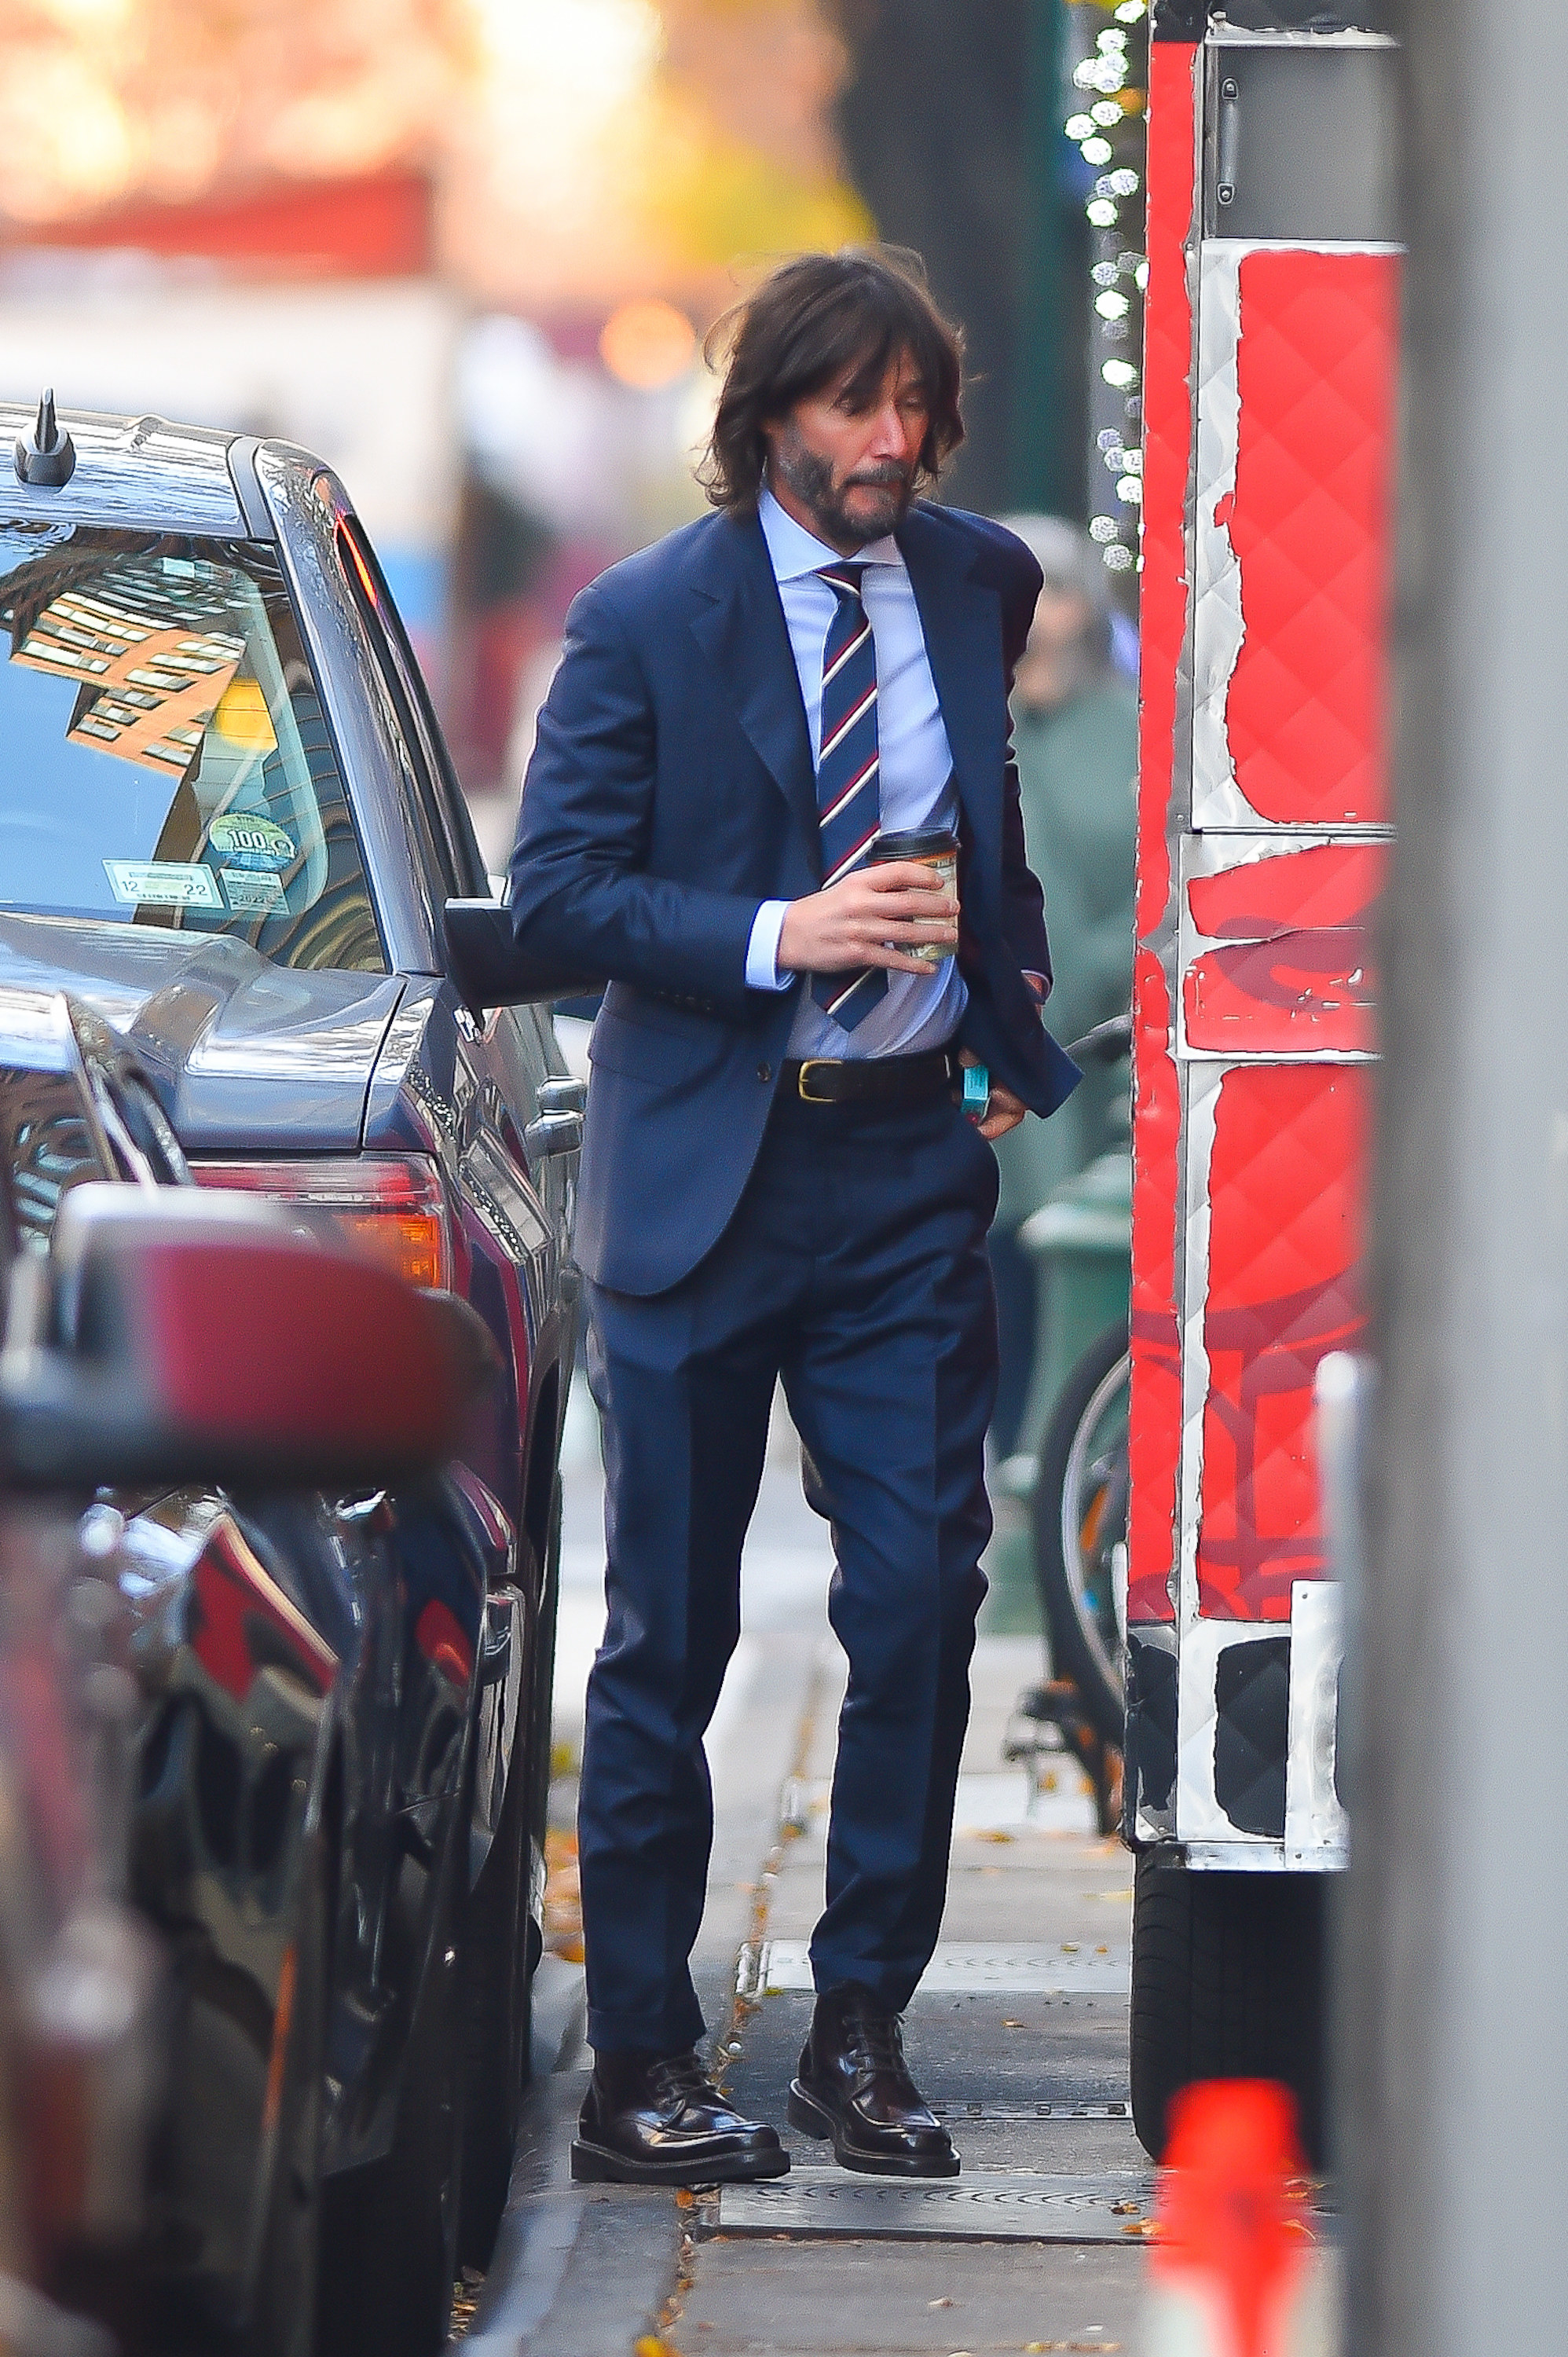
left=811, top=563, right=887, bottom=1031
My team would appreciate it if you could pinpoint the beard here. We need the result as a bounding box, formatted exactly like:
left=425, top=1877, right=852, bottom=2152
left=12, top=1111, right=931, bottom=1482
left=771, top=432, right=915, bottom=549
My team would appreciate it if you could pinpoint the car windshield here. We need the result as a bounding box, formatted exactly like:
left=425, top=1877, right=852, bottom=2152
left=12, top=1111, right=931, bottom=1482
left=0, top=523, right=384, bottom=973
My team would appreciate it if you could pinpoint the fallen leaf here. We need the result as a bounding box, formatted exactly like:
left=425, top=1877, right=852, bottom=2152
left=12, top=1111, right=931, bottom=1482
left=633, top=2341, right=675, bottom=2357
left=674, top=2188, right=696, bottom=2209
left=928, top=2298, right=954, bottom=2310
left=1109, top=2201, right=1141, bottom=2215
left=1002, top=2018, right=1025, bottom=2029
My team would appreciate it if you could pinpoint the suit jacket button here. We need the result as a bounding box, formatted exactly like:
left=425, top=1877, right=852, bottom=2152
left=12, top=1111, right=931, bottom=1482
left=757, top=1061, right=772, bottom=1082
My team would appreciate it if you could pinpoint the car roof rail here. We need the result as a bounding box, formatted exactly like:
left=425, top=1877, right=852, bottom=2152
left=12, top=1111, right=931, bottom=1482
left=225, top=434, right=277, bottom=539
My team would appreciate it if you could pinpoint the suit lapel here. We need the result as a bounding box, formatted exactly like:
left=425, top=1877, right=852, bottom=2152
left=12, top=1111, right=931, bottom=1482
left=689, top=511, right=822, bottom=869
left=897, top=507, right=1005, bottom=882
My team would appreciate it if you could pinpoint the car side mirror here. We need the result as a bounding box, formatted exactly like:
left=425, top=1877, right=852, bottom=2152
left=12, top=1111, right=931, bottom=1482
left=0, top=1186, right=500, bottom=1490
left=444, top=898, right=603, bottom=1014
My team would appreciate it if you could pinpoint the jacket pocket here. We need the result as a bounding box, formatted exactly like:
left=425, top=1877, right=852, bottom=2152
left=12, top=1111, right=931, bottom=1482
left=587, top=1006, right=728, bottom=1085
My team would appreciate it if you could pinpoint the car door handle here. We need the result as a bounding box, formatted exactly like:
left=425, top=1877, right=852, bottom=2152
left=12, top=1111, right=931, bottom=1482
left=537, top=1076, right=585, bottom=1116
left=524, top=1111, right=582, bottom=1160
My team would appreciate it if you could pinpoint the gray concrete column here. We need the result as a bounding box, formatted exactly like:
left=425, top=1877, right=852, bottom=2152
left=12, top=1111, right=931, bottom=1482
left=1342, top=2, right=1568, bottom=2350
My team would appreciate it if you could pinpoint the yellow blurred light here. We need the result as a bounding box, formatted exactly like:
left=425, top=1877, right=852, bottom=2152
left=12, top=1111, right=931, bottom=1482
left=36, top=0, right=132, bottom=27
left=212, top=678, right=277, bottom=753
left=599, top=299, right=698, bottom=390
left=331, top=1208, right=449, bottom=1292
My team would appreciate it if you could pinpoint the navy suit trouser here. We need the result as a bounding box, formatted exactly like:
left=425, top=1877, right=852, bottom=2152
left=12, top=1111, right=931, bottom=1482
left=578, top=1084, right=999, bottom=2056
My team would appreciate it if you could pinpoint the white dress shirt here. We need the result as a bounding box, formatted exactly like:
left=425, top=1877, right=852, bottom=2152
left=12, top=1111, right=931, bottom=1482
left=746, top=484, right=968, bottom=1061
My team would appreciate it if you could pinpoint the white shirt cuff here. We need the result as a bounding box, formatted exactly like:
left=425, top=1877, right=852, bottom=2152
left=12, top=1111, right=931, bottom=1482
left=746, top=899, right=793, bottom=991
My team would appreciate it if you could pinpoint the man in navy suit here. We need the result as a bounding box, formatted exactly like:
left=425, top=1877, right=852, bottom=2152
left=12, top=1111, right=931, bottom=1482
left=509, top=247, right=1079, bottom=2187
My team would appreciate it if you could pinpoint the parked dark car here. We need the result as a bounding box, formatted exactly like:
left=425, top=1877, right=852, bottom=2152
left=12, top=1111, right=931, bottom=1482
left=0, top=392, right=581, bottom=2352
left=0, top=989, right=497, bottom=2357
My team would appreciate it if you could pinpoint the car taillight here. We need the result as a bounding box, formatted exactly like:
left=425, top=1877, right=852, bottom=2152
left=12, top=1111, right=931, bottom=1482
left=192, top=1157, right=454, bottom=1290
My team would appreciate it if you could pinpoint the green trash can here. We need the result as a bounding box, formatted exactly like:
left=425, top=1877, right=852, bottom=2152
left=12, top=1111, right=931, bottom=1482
left=1013, top=1148, right=1131, bottom=1474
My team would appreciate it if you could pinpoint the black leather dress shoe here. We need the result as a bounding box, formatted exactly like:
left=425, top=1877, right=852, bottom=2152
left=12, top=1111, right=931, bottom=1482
left=571, top=2050, right=789, bottom=2186
left=788, top=1985, right=958, bottom=2176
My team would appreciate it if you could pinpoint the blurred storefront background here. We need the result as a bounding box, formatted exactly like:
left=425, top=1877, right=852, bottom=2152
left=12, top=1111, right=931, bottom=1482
left=0, top=0, right=1147, bottom=846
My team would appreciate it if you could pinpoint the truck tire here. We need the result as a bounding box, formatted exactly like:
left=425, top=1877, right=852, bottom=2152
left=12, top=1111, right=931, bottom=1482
left=1130, top=1850, right=1326, bottom=2165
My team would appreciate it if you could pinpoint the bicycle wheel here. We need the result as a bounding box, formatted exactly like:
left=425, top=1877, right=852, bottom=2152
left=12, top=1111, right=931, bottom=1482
left=1030, top=1319, right=1130, bottom=1747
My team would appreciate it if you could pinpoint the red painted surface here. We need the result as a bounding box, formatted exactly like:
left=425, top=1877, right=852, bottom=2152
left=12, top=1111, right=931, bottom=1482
left=1128, top=953, right=1181, bottom=1623
left=1184, top=840, right=1385, bottom=1055
left=192, top=1520, right=338, bottom=1702
left=1127, top=39, right=1196, bottom=1628
left=1195, top=1064, right=1369, bottom=1619
left=1134, top=41, right=1196, bottom=945
left=1226, top=250, right=1399, bottom=827
left=6, top=170, right=433, bottom=278
left=416, top=1597, right=475, bottom=1691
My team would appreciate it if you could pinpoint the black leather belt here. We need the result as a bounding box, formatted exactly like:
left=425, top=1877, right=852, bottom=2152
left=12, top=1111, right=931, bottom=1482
left=785, top=1049, right=956, bottom=1106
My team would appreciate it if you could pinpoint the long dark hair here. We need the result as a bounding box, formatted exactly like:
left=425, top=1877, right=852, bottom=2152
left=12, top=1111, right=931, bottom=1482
left=699, top=247, right=965, bottom=513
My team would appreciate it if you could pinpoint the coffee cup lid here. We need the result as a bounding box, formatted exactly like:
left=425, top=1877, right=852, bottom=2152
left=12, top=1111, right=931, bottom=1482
left=868, top=827, right=957, bottom=860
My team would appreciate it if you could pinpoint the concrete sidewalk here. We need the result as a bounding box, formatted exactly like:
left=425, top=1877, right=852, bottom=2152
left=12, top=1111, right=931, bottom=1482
left=467, top=1389, right=1149, bottom=2357
left=668, top=1632, right=1147, bottom=2357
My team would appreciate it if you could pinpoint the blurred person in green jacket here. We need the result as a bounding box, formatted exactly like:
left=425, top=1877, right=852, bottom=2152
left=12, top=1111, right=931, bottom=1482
left=988, top=515, right=1138, bottom=1457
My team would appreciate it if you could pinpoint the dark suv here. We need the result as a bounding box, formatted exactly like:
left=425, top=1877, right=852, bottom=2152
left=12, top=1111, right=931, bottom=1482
left=0, top=398, right=581, bottom=2355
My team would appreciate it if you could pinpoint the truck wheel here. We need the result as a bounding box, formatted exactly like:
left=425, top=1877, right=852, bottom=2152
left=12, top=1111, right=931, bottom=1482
left=1031, top=1320, right=1129, bottom=1748
left=1129, top=1850, right=1326, bottom=2165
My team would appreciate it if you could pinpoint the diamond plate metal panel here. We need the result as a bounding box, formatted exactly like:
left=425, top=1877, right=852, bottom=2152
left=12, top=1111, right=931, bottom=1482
left=1136, top=31, right=1395, bottom=1870
left=1192, top=244, right=1399, bottom=830
left=1180, top=834, right=1385, bottom=1058
left=1195, top=1061, right=1369, bottom=1619
left=1130, top=955, right=1182, bottom=1625
left=1127, top=39, right=1197, bottom=1633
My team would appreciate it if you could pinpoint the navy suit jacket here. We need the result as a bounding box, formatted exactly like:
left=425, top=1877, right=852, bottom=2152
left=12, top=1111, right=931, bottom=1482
left=508, top=498, right=1080, bottom=1296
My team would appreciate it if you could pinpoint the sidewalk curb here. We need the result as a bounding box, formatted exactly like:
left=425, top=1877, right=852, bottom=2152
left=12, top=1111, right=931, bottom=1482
left=462, top=2077, right=678, bottom=2357
left=467, top=1626, right=828, bottom=2352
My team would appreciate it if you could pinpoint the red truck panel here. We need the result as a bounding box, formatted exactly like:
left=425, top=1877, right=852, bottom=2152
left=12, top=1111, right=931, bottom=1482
left=1127, top=22, right=1398, bottom=1858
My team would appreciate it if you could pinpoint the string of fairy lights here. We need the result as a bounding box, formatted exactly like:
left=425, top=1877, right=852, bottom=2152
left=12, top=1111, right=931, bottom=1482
left=1064, top=0, right=1150, bottom=577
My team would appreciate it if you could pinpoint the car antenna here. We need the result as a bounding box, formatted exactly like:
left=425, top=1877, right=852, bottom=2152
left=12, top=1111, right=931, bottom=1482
left=15, top=387, right=76, bottom=487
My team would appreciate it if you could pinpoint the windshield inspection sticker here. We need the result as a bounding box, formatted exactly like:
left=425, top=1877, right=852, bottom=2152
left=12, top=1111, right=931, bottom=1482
left=207, top=812, right=295, bottom=871
left=221, top=868, right=284, bottom=913
left=104, top=860, right=222, bottom=908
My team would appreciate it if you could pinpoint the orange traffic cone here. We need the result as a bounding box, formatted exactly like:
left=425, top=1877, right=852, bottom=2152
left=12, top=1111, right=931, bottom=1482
left=1143, top=2081, right=1332, bottom=2357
